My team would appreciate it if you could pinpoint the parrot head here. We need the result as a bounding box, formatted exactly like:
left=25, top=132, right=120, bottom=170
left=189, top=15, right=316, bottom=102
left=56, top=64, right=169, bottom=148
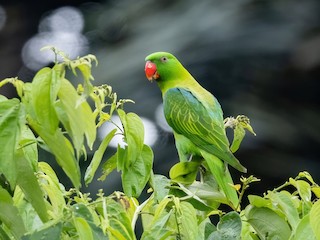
left=145, top=52, right=183, bottom=82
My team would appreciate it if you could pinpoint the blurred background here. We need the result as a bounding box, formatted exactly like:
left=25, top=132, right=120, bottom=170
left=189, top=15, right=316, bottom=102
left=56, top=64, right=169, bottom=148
left=1, top=0, right=320, bottom=199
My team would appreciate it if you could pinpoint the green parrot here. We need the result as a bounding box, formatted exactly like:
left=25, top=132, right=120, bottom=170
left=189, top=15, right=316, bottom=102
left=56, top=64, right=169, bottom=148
left=144, top=52, right=247, bottom=208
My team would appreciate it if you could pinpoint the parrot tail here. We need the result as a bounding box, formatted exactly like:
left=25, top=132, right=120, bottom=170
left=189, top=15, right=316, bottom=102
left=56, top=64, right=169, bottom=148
left=200, top=150, right=240, bottom=209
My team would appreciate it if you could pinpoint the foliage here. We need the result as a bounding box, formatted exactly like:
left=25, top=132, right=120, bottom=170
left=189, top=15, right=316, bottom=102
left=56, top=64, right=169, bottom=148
left=0, top=49, right=319, bottom=239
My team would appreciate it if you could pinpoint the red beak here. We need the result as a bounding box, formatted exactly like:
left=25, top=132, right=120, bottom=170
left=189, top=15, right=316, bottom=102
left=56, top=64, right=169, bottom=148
left=145, top=61, right=159, bottom=81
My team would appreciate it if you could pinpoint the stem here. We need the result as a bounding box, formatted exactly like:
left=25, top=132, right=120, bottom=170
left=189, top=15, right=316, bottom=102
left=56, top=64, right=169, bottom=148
left=272, top=181, right=290, bottom=192
left=235, top=185, right=246, bottom=211
left=131, top=196, right=152, bottom=231
left=174, top=206, right=182, bottom=240
left=102, top=197, right=110, bottom=230
left=110, top=119, right=124, bottom=134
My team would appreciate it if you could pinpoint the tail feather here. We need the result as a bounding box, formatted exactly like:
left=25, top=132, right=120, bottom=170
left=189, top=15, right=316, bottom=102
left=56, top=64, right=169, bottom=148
left=200, top=150, right=239, bottom=209
left=223, top=150, right=247, bottom=173
left=200, top=144, right=247, bottom=173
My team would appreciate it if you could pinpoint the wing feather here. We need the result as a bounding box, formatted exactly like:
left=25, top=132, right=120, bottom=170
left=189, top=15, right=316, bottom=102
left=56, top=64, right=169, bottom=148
left=163, top=88, right=246, bottom=172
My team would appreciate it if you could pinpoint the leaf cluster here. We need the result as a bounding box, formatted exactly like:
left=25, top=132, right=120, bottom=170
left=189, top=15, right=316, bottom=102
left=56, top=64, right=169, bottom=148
left=0, top=49, right=318, bottom=239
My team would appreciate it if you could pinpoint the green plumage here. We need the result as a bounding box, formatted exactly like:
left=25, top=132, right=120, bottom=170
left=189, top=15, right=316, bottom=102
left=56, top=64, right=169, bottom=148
left=145, top=52, right=246, bottom=207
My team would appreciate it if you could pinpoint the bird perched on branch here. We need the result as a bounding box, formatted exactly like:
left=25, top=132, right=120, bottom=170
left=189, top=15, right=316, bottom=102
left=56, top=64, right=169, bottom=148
left=145, top=52, right=246, bottom=207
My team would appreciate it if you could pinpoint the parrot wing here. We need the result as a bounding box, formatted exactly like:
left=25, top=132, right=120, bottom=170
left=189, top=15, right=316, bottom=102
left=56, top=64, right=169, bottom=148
left=163, top=87, right=246, bottom=172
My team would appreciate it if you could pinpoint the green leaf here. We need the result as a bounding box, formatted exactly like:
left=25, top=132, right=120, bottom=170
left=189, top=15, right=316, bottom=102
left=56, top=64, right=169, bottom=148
left=195, top=217, right=217, bottom=240
left=241, top=215, right=259, bottom=240
left=298, top=171, right=316, bottom=185
left=55, top=81, right=83, bottom=156
left=117, top=144, right=126, bottom=171
left=312, top=186, right=320, bottom=198
left=292, top=179, right=312, bottom=203
left=72, top=203, right=94, bottom=222
left=0, top=95, right=8, bottom=102
left=169, top=180, right=226, bottom=212
left=30, top=67, right=60, bottom=133
left=230, top=125, right=245, bottom=153
left=201, top=220, right=216, bottom=240
left=290, top=214, right=317, bottom=240
left=85, top=128, right=117, bottom=186
left=75, top=60, right=96, bottom=83
left=141, top=210, right=174, bottom=240
left=15, top=148, right=49, bottom=222
left=310, top=199, right=320, bottom=239
left=78, top=63, right=92, bottom=80
left=38, top=162, right=59, bottom=186
left=90, top=223, right=108, bottom=240
left=268, top=191, right=300, bottom=230
left=0, top=185, right=26, bottom=239
left=74, top=217, right=94, bottom=240
left=72, top=203, right=107, bottom=239
left=0, top=226, right=11, bottom=240
left=122, top=144, right=153, bottom=197
left=21, top=222, right=62, bottom=240
left=26, top=66, right=81, bottom=188
left=208, top=211, right=242, bottom=240
left=225, top=115, right=256, bottom=153
left=82, top=105, right=97, bottom=151
left=19, top=125, right=38, bottom=172
left=246, top=206, right=291, bottom=240
left=30, top=120, right=81, bottom=188
left=56, top=78, right=96, bottom=155
left=12, top=186, right=43, bottom=233
left=38, top=162, right=66, bottom=218
left=248, top=195, right=272, bottom=208
left=183, top=181, right=229, bottom=207
left=169, top=161, right=201, bottom=184
left=179, top=201, right=199, bottom=240
left=104, top=198, right=135, bottom=240
left=118, top=109, right=144, bottom=168
left=0, top=98, right=23, bottom=188
left=140, top=197, right=156, bottom=231
left=99, top=153, right=117, bottom=181
left=150, top=174, right=170, bottom=202
left=141, top=197, right=173, bottom=235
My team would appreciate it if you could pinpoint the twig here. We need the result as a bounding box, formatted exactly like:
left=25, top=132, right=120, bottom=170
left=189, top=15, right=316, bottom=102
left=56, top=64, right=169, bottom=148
left=131, top=195, right=152, bottom=231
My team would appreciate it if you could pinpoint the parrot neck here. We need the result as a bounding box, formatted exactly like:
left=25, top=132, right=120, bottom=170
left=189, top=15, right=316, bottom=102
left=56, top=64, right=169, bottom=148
left=157, top=74, right=216, bottom=109
left=157, top=79, right=190, bottom=95
left=156, top=68, right=197, bottom=95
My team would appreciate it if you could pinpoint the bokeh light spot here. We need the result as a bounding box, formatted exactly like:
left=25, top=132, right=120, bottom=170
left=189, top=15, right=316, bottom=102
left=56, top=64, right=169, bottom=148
left=22, top=6, right=87, bottom=71
left=39, top=6, right=84, bottom=33
left=155, top=104, right=172, bottom=132
left=22, top=32, right=88, bottom=70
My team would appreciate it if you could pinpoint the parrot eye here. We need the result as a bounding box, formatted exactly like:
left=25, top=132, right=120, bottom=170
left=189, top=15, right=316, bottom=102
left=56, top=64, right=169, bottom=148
left=160, top=56, right=168, bottom=63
